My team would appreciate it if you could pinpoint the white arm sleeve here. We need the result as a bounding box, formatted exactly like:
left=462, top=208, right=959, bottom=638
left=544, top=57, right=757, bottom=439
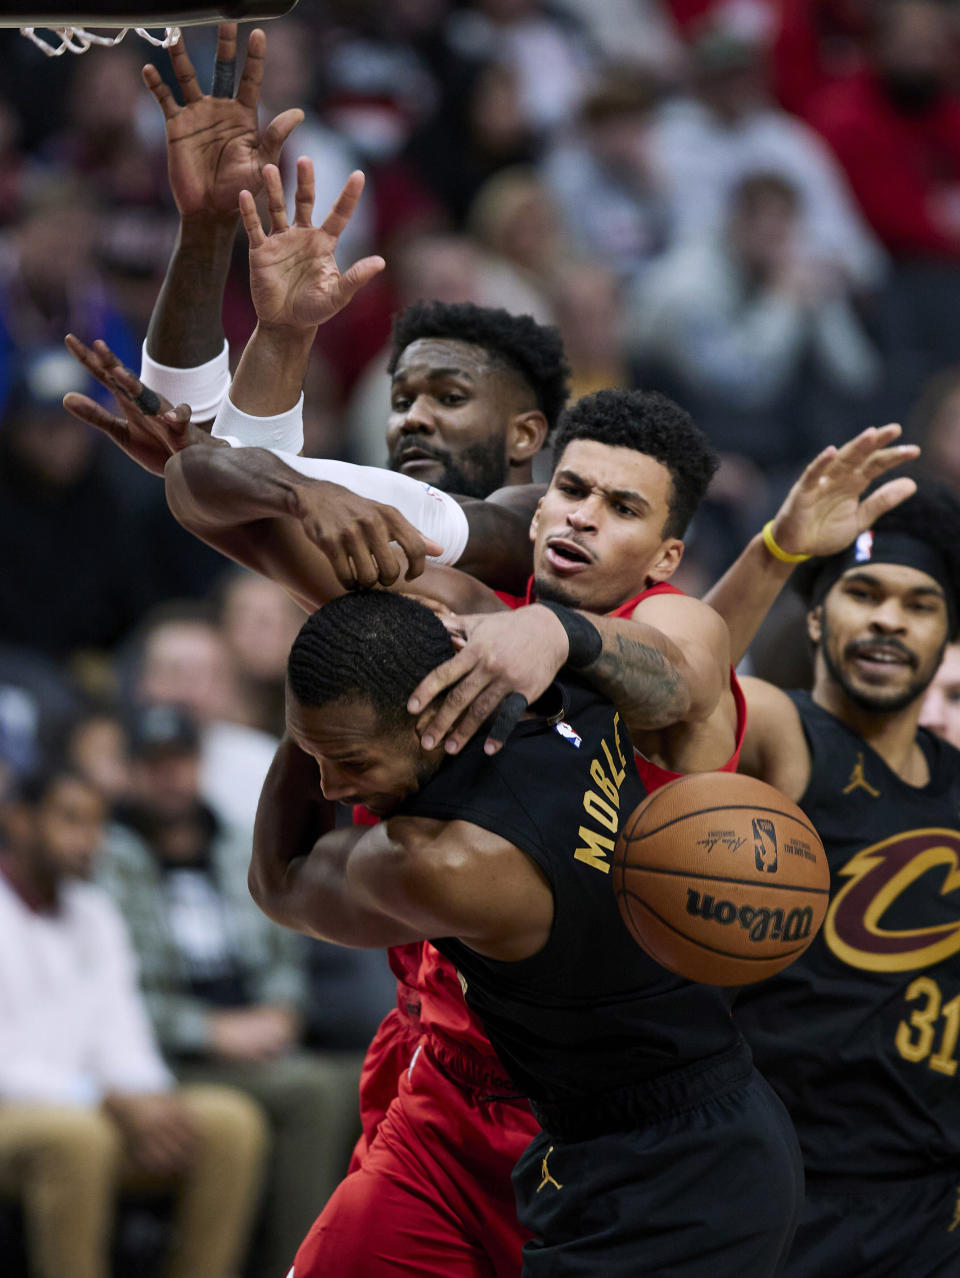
left=261, top=451, right=471, bottom=567
left=140, top=341, right=232, bottom=422
left=211, top=389, right=305, bottom=454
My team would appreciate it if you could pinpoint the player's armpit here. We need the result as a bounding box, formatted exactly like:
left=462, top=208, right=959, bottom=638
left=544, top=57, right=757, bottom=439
left=348, top=816, right=554, bottom=962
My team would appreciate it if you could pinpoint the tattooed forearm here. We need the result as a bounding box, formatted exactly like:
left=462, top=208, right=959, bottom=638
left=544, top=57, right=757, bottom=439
left=586, top=632, right=689, bottom=728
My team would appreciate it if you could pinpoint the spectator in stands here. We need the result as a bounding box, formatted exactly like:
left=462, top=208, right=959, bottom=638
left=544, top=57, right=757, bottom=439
left=467, top=165, right=567, bottom=300
left=920, top=641, right=960, bottom=749
left=258, top=19, right=373, bottom=267
left=909, top=364, right=960, bottom=492
left=770, top=0, right=873, bottom=117
left=558, top=0, right=687, bottom=80
left=446, top=0, right=590, bottom=134
left=0, top=172, right=140, bottom=415
left=217, top=570, right=303, bottom=739
left=628, top=171, right=880, bottom=568
left=541, top=67, right=671, bottom=284
left=805, top=0, right=960, bottom=260
left=805, top=0, right=960, bottom=407
left=62, top=706, right=132, bottom=807
left=550, top=260, right=630, bottom=402
left=0, top=348, right=150, bottom=660
left=650, top=14, right=883, bottom=288
left=98, top=705, right=363, bottom=1278
left=0, top=642, right=83, bottom=785
left=129, top=603, right=277, bottom=830
left=0, top=95, right=26, bottom=226
left=0, top=763, right=266, bottom=1278
left=405, top=55, right=540, bottom=224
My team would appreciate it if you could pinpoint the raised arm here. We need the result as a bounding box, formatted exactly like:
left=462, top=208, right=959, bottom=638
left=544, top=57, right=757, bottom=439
left=141, top=24, right=303, bottom=414
left=249, top=737, right=551, bottom=956
left=705, top=424, right=919, bottom=665
left=218, top=158, right=384, bottom=422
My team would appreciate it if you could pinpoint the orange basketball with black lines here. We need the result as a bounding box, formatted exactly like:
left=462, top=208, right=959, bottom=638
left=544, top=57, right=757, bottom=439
left=613, top=771, right=830, bottom=986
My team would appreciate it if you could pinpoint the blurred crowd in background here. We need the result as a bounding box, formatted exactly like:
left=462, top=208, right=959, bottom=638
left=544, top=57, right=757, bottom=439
left=3, top=0, right=960, bottom=1272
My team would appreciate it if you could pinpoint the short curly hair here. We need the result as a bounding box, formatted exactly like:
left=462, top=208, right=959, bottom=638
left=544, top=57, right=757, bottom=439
left=551, top=389, right=719, bottom=538
left=388, top=300, right=571, bottom=433
left=794, top=480, right=960, bottom=638
left=287, top=592, right=457, bottom=729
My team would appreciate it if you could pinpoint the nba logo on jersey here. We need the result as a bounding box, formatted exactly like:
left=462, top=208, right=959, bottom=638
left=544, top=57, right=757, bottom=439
left=424, top=485, right=444, bottom=504
left=854, top=530, right=874, bottom=562
left=752, top=818, right=778, bottom=873
left=555, top=721, right=582, bottom=748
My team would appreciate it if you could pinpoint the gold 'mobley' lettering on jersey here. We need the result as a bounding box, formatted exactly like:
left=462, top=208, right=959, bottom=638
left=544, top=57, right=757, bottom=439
left=575, top=714, right=628, bottom=875
left=825, top=830, right=960, bottom=972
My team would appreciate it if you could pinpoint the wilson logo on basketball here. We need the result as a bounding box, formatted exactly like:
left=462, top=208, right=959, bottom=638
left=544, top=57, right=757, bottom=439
left=752, top=818, right=778, bottom=873
left=685, top=891, right=815, bottom=944
left=826, top=830, right=960, bottom=973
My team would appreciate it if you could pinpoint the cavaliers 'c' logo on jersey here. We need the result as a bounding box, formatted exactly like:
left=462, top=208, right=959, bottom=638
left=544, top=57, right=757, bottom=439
left=825, top=830, right=960, bottom=972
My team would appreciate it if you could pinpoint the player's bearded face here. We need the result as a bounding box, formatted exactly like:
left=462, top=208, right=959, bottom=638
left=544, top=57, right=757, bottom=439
left=287, top=695, right=441, bottom=817
left=815, top=567, right=950, bottom=715
left=389, top=436, right=508, bottom=501
left=386, top=339, right=515, bottom=500
left=531, top=440, right=682, bottom=614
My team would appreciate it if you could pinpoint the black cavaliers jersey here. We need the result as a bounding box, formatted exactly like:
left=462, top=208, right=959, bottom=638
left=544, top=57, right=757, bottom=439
left=403, top=675, right=742, bottom=1109
left=735, top=690, right=960, bottom=1179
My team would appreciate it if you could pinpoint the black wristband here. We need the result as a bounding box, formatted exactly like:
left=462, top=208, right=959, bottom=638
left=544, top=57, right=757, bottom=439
left=538, top=601, right=602, bottom=670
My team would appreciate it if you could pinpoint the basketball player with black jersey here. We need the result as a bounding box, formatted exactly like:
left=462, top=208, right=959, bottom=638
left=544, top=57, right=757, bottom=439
left=250, top=587, right=803, bottom=1277
left=727, top=487, right=960, bottom=1277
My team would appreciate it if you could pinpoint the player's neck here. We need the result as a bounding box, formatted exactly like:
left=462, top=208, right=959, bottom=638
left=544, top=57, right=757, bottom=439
left=813, top=681, right=928, bottom=784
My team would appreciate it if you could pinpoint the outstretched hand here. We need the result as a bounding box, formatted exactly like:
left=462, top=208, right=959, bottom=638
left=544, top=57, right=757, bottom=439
left=143, top=23, right=303, bottom=219
left=240, top=159, right=385, bottom=331
left=767, top=424, right=919, bottom=559
left=63, top=334, right=216, bottom=476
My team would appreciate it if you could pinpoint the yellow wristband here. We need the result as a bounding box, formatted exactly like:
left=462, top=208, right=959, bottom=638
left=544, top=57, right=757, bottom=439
left=762, top=520, right=812, bottom=564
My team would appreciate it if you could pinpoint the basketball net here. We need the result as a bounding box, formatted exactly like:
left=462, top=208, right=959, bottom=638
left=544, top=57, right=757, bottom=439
left=20, top=23, right=179, bottom=54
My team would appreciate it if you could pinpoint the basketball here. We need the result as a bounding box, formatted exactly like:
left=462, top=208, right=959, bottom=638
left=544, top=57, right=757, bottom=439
left=613, top=771, right=830, bottom=986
